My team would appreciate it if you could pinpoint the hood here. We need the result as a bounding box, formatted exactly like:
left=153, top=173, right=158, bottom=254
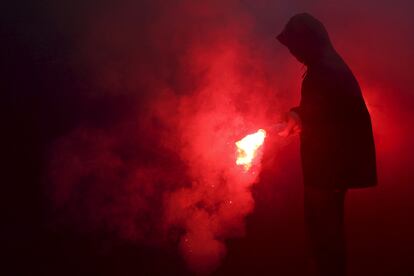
left=277, top=13, right=334, bottom=65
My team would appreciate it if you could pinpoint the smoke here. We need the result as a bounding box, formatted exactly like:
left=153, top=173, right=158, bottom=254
left=38, top=0, right=414, bottom=274
left=47, top=1, right=285, bottom=273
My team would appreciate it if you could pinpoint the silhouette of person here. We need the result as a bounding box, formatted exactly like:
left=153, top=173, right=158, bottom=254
left=276, top=13, right=377, bottom=276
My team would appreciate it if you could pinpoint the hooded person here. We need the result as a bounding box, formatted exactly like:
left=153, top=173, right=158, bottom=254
left=276, top=13, right=377, bottom=276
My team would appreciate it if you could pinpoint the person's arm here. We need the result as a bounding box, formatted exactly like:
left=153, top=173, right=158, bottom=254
left=278, top=68, right=362, bottom=137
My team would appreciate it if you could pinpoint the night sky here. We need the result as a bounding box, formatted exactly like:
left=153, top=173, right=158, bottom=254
left=3, top=1, right=414, bottom=275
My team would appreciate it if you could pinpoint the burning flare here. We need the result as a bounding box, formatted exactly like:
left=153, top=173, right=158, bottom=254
left=235, top=129, right=267, bottom=171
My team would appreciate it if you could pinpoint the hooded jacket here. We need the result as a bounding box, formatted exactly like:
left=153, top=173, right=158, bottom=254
left=277, top=13, right=377, bottom=189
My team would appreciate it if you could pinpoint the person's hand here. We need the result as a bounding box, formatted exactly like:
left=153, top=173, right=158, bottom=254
left=278, top=111, right=301, bottom=137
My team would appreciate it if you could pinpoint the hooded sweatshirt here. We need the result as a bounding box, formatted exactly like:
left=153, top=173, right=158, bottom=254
left=277, top=13, right=377, bottom=189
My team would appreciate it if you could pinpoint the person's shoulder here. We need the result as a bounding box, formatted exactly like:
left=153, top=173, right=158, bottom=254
left=315, top=55, right=362, bottom=95
left=313, top=55, right=354, bottom=83
left=318, top=55, right=348, bottom=75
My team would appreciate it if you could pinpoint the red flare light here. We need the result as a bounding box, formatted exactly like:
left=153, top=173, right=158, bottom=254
left=235, top=129, right=267, bottom=171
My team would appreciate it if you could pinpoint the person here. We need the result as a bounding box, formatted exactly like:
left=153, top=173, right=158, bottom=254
left=276, top=13, right=377, bottom=276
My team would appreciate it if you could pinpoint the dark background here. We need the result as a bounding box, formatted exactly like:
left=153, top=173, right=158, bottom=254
left=3, top=0, right=414, bottom=275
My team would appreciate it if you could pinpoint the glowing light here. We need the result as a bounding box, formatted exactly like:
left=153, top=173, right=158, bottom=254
left=235, top=129, right=266, bottom=171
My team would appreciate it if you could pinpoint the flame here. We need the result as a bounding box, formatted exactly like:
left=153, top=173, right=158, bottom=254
left=235, top=129, right=267, bottom=171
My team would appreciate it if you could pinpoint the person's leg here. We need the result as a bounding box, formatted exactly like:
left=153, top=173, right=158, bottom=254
left=304, top=186, right=347, bottom=276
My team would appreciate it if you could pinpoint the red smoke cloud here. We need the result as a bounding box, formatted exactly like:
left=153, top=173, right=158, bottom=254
left=48, top=1, right=282, bottom=273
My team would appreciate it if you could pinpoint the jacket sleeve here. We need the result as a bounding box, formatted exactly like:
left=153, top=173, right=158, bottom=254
left=292, top=68, right=367, bottom=127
